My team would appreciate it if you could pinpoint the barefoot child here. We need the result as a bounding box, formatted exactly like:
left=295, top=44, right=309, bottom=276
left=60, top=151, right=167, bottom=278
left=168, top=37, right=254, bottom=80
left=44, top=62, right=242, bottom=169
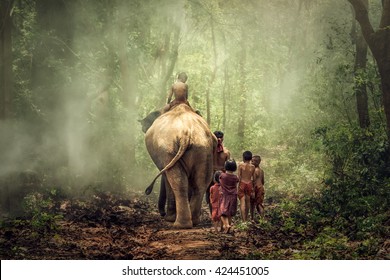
left=219, top=159, right=239, bottom=233
left=251, top=155, right=265, bottom=219
left=206, top=131, right=231, bottom=214
left=210, top=170, right=223, bottom=232
left=238, top=151, right=256, bottom=222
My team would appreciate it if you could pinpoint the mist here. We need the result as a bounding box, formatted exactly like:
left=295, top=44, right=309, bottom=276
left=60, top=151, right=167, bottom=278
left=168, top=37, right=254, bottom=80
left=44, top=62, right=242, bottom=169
left=0, top=0, right=383, bottom=211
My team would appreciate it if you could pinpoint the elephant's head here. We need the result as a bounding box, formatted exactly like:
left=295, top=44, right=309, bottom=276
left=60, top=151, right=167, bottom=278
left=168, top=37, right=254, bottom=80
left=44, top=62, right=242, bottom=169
left=139, top=110, right=161, bottom=133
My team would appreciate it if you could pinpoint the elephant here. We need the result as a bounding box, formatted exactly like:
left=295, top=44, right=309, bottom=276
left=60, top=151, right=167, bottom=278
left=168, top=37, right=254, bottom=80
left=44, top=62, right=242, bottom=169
left=142, top=104, right=217, bottom=228
left=139, top=110, right=161, bottom=133
left=155, top=173, right=171, bottom=217
left=139, top=110, right=172, bottom=217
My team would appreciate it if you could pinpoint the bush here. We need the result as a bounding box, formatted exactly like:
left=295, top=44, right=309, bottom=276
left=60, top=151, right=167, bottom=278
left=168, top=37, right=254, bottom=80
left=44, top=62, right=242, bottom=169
left=22, top=188, right=63, bottom=234
left=314, top=125, right=390, bottom=236
left=293, top=227, right=357, bottom=259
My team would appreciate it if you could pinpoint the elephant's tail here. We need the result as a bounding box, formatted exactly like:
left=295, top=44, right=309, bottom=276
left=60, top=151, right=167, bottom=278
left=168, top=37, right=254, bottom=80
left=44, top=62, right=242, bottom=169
left=145, top=135, right=190, bottom=195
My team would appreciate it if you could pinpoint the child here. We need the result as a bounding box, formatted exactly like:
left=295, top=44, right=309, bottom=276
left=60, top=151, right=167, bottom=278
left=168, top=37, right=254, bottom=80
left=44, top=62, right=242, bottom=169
left=210, top=170, right=223, bottom=232
left=237, top=151, right=256, bottom=222
left=206, top=131, right=231, bottom=214
left=213, top=131, right=231, bottom=171
left=219, top=159, right=239, bottom=233
left=251, top=155, right=265, bottom=219
left=162, top=72, right=191, bottom=113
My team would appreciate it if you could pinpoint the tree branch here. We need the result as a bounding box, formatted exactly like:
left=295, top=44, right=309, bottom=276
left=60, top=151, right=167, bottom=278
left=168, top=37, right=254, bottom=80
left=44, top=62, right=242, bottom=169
left=380, top=0, right=390, bottom=28
left=348, top=0, right=375, bottom=45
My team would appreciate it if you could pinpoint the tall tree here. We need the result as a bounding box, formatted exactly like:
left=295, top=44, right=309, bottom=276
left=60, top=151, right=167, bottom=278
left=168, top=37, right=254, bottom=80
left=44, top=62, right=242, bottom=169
left=237, top=28, right=247, bottom=150
left=158, top=22, right=181, bottom=107
left=115, top=0, right=141, bottom=169
left=348, top=0, right=390, bottom=137
left=0, top=0, right=14, bottom=119
left=222, top=64, right=228, bottom=132
left=351, top=1, right=370, bottom=128
left=31, top=0, right=75, bottom=119
left=205, top=17, right=218, bottom=125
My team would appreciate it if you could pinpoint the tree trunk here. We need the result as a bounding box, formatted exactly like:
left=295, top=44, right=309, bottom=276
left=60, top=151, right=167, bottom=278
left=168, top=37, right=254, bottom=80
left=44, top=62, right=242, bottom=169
left=348, top=0, right=390, bottom=138
left=205, top=18, right=218, bottom=125
left=118, top=31, right=137, bottom=164
left=222, top=66, right=228, bottom=132
left=237, top=30, right=247, bottom=150
left=0, top=0, right=14, bottom=119
left=158, top=24, right=181, bottom=107
left=351, top=2, right=370, bottom=128
left=114, top=0, right=140, bottom=182
left=378, top=62, right=390, bottom=137
left=32, top=0, right=75, bottom=118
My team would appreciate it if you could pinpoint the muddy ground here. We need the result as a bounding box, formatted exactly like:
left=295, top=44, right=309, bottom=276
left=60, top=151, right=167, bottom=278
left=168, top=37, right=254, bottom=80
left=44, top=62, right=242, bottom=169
left=0, top=191, right=271, bottom=260
left=2, top=191, right=389, bottom=260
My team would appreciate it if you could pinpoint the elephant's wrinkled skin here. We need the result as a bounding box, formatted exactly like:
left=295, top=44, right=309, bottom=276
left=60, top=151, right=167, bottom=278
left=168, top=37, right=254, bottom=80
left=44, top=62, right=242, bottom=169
left=144, top=104, right=216, bottom=228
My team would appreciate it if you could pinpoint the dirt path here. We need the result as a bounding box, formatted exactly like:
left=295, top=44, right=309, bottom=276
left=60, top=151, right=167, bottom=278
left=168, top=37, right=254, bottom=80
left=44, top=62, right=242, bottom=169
left=136, top=210, right=252, bottom=260
left=0, top=192, right=253, bottom=260
left=147, top=227, right=219, bottom=259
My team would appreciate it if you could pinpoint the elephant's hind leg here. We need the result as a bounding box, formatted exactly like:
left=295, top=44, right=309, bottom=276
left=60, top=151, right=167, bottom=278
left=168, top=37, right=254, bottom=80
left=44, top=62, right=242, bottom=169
left=164, top=184, right=176, bottom=222
left=158, top=174, right=167, bottom=217
left=190, top=175, right=211, bottom=226
left=189, top=188, right=203, bottom=226
left=165, top=167, right=193, bottom=229
left=190, top=153, right=213, bottom=226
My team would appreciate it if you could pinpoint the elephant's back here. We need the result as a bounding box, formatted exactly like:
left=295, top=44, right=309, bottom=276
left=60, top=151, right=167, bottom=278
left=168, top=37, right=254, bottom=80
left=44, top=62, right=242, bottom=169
left=145, top=105, right=214, bottom=152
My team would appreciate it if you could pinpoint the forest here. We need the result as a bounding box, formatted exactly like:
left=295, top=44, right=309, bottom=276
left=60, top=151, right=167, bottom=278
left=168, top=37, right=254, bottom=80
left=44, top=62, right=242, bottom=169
left=0, top=0, right=389, bottom=260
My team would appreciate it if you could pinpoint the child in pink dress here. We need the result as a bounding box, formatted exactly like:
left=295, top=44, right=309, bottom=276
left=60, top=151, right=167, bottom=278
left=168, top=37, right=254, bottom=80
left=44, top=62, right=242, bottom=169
left=219, top=159, right=239, bottom=233
left=210, top=170, right=223, bottom=232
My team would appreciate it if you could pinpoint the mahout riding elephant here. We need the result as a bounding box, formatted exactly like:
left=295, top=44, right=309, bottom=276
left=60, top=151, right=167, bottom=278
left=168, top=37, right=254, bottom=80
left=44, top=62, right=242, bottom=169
left=142, top=104, right=216, bottom=228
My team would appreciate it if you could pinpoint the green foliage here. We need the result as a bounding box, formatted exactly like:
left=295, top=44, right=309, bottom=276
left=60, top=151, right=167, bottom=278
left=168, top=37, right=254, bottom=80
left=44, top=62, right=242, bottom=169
left=22, top=188, right=63, bottom=234
left=255, top=218, right=274, bottom=232
left=283, top=124, right=390, bottom=258
left=234, top=221, right=250, bottom=231
left=3, top=0, right=390, bottom=260
left=293, top=227, right=356, bottom=259
left=315, top=124, right=390, bottom=229
left=245, top=194, right=387, bottom=259
left=354, top=214, right=390, bottom=240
